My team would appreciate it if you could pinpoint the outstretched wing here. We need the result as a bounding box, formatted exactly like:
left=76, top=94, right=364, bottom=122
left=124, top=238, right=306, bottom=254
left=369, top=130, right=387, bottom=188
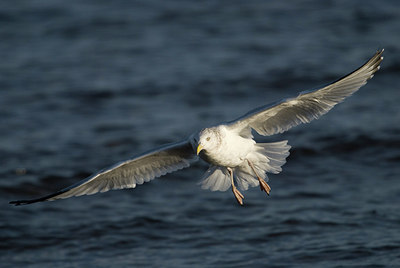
left=10, top=140, right=197, bottom=205
left=227, top=50, right=383, bottom=136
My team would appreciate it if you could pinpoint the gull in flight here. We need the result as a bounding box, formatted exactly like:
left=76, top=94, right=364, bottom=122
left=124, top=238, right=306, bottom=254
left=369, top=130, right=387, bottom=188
left=10, top=50, right=383, bottom=206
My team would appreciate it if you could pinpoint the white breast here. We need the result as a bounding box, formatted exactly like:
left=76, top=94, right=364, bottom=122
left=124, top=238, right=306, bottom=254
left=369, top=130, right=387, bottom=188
left=203, top=126, right=255, bottom=167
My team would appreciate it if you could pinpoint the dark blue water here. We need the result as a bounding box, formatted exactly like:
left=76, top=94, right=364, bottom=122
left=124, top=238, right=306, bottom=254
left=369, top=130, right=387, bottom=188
left=1, top=0, right=400, bottom=267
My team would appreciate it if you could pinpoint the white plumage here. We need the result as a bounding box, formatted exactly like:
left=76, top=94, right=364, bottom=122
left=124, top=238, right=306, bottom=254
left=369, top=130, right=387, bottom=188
left=10, top=50, right=383, bottom=206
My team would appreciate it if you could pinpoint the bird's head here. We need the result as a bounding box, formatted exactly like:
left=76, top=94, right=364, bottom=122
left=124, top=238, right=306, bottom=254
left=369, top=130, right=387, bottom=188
left=195, top=127, right=222, bottom=156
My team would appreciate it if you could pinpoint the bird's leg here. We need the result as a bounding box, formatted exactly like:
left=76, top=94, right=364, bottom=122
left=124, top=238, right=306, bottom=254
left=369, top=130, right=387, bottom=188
left=247, top=160, right=271, bottom=195
left=228, top=167, right=244, bottom=205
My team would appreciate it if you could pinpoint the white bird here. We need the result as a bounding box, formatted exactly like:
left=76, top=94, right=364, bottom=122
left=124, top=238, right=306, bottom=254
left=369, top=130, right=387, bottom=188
left=10, top=50, right=383, bottom=206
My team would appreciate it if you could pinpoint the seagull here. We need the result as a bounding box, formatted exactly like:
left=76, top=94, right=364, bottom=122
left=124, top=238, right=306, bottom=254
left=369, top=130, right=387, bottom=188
left=10, top=50, right=383, bottom=206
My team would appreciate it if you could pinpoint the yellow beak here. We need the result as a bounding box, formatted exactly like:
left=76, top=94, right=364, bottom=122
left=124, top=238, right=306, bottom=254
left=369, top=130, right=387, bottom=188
left=196, top=144, right=204, bottom=155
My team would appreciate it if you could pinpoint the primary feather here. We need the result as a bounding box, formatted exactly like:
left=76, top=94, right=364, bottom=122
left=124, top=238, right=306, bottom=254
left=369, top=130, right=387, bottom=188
left=227, top=50, right=383, bottom=136
left=10, top=141, right=197, bottom=205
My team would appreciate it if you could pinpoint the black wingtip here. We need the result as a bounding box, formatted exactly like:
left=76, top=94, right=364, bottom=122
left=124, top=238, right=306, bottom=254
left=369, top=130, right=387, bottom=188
left=9, top=194, right=55, bottom=206
left=376, top=48, right=384, bottom=61
left=10, top=200, right=24, bottom=206
left=9, top=201, right=18, bottom=206
left=9, top=199, right=37, bottom=206
left=9, top=187, right=71, bottom=206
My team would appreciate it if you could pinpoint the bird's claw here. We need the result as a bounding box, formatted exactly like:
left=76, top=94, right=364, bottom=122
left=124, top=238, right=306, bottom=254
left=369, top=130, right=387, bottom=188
left=259, top=179, right=271, bottom=195
left=232, top=186, right=244, bottom=205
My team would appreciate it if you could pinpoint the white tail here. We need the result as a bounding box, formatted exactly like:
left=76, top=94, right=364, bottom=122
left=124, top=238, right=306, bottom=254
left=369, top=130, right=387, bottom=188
left=199, top=141, right=291, bottom=191
left=254, top=140, right=291, bottom=174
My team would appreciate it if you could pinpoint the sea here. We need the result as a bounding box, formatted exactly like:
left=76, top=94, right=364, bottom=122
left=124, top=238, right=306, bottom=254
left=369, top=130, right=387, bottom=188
left=1, top=0, right=400, bottom=267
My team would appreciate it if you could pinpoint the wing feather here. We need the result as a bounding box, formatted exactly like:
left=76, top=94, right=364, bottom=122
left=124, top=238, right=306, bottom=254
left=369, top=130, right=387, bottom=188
left=227, top=50, right=383, bottom=136
left=10, top=140, right=197, bottom=205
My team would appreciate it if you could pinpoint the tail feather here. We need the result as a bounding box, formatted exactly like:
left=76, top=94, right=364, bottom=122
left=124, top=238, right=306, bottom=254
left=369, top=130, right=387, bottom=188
left=255, top=140, right=291, bottom=174
left=234, top=167, right=261, bottom=190
left=235, top=140, right=290, bottom=190
left=199, top=141, right=291, bottom=192
left=199, top=166, right=231, bottom=192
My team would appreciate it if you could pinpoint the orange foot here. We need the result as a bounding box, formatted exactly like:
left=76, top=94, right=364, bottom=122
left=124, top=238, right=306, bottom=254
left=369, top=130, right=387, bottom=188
left=232, top=186, right=244, bottom=205
left=259, top=179, right=271, bottom=195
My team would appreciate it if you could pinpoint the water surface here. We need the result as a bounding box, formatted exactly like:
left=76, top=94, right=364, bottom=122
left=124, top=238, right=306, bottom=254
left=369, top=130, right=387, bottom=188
left=1, top=0, right=400, bottom=267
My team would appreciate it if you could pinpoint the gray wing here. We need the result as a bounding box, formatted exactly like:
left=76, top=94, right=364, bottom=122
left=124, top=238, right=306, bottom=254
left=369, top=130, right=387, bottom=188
left=10, top=140, right=197, bottom=205
left=227, top=50, right=383, bottom=136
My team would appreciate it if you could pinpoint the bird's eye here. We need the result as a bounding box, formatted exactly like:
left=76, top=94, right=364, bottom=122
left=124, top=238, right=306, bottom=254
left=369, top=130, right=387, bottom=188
left=206, top=137, right=210, bottom=141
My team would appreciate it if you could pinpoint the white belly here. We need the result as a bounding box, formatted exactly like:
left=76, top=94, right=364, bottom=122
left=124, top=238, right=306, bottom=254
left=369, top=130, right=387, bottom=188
left=202, top=131, right=255, bottom=167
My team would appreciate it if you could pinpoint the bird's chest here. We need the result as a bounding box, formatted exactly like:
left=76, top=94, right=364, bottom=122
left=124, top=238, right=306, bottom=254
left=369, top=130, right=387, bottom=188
left=201, top=135, right=255, bottom=167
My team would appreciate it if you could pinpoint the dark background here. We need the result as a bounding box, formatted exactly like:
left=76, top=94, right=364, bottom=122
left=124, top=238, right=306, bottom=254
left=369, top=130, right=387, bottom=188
left=1, top=0, right=399, bottom=267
